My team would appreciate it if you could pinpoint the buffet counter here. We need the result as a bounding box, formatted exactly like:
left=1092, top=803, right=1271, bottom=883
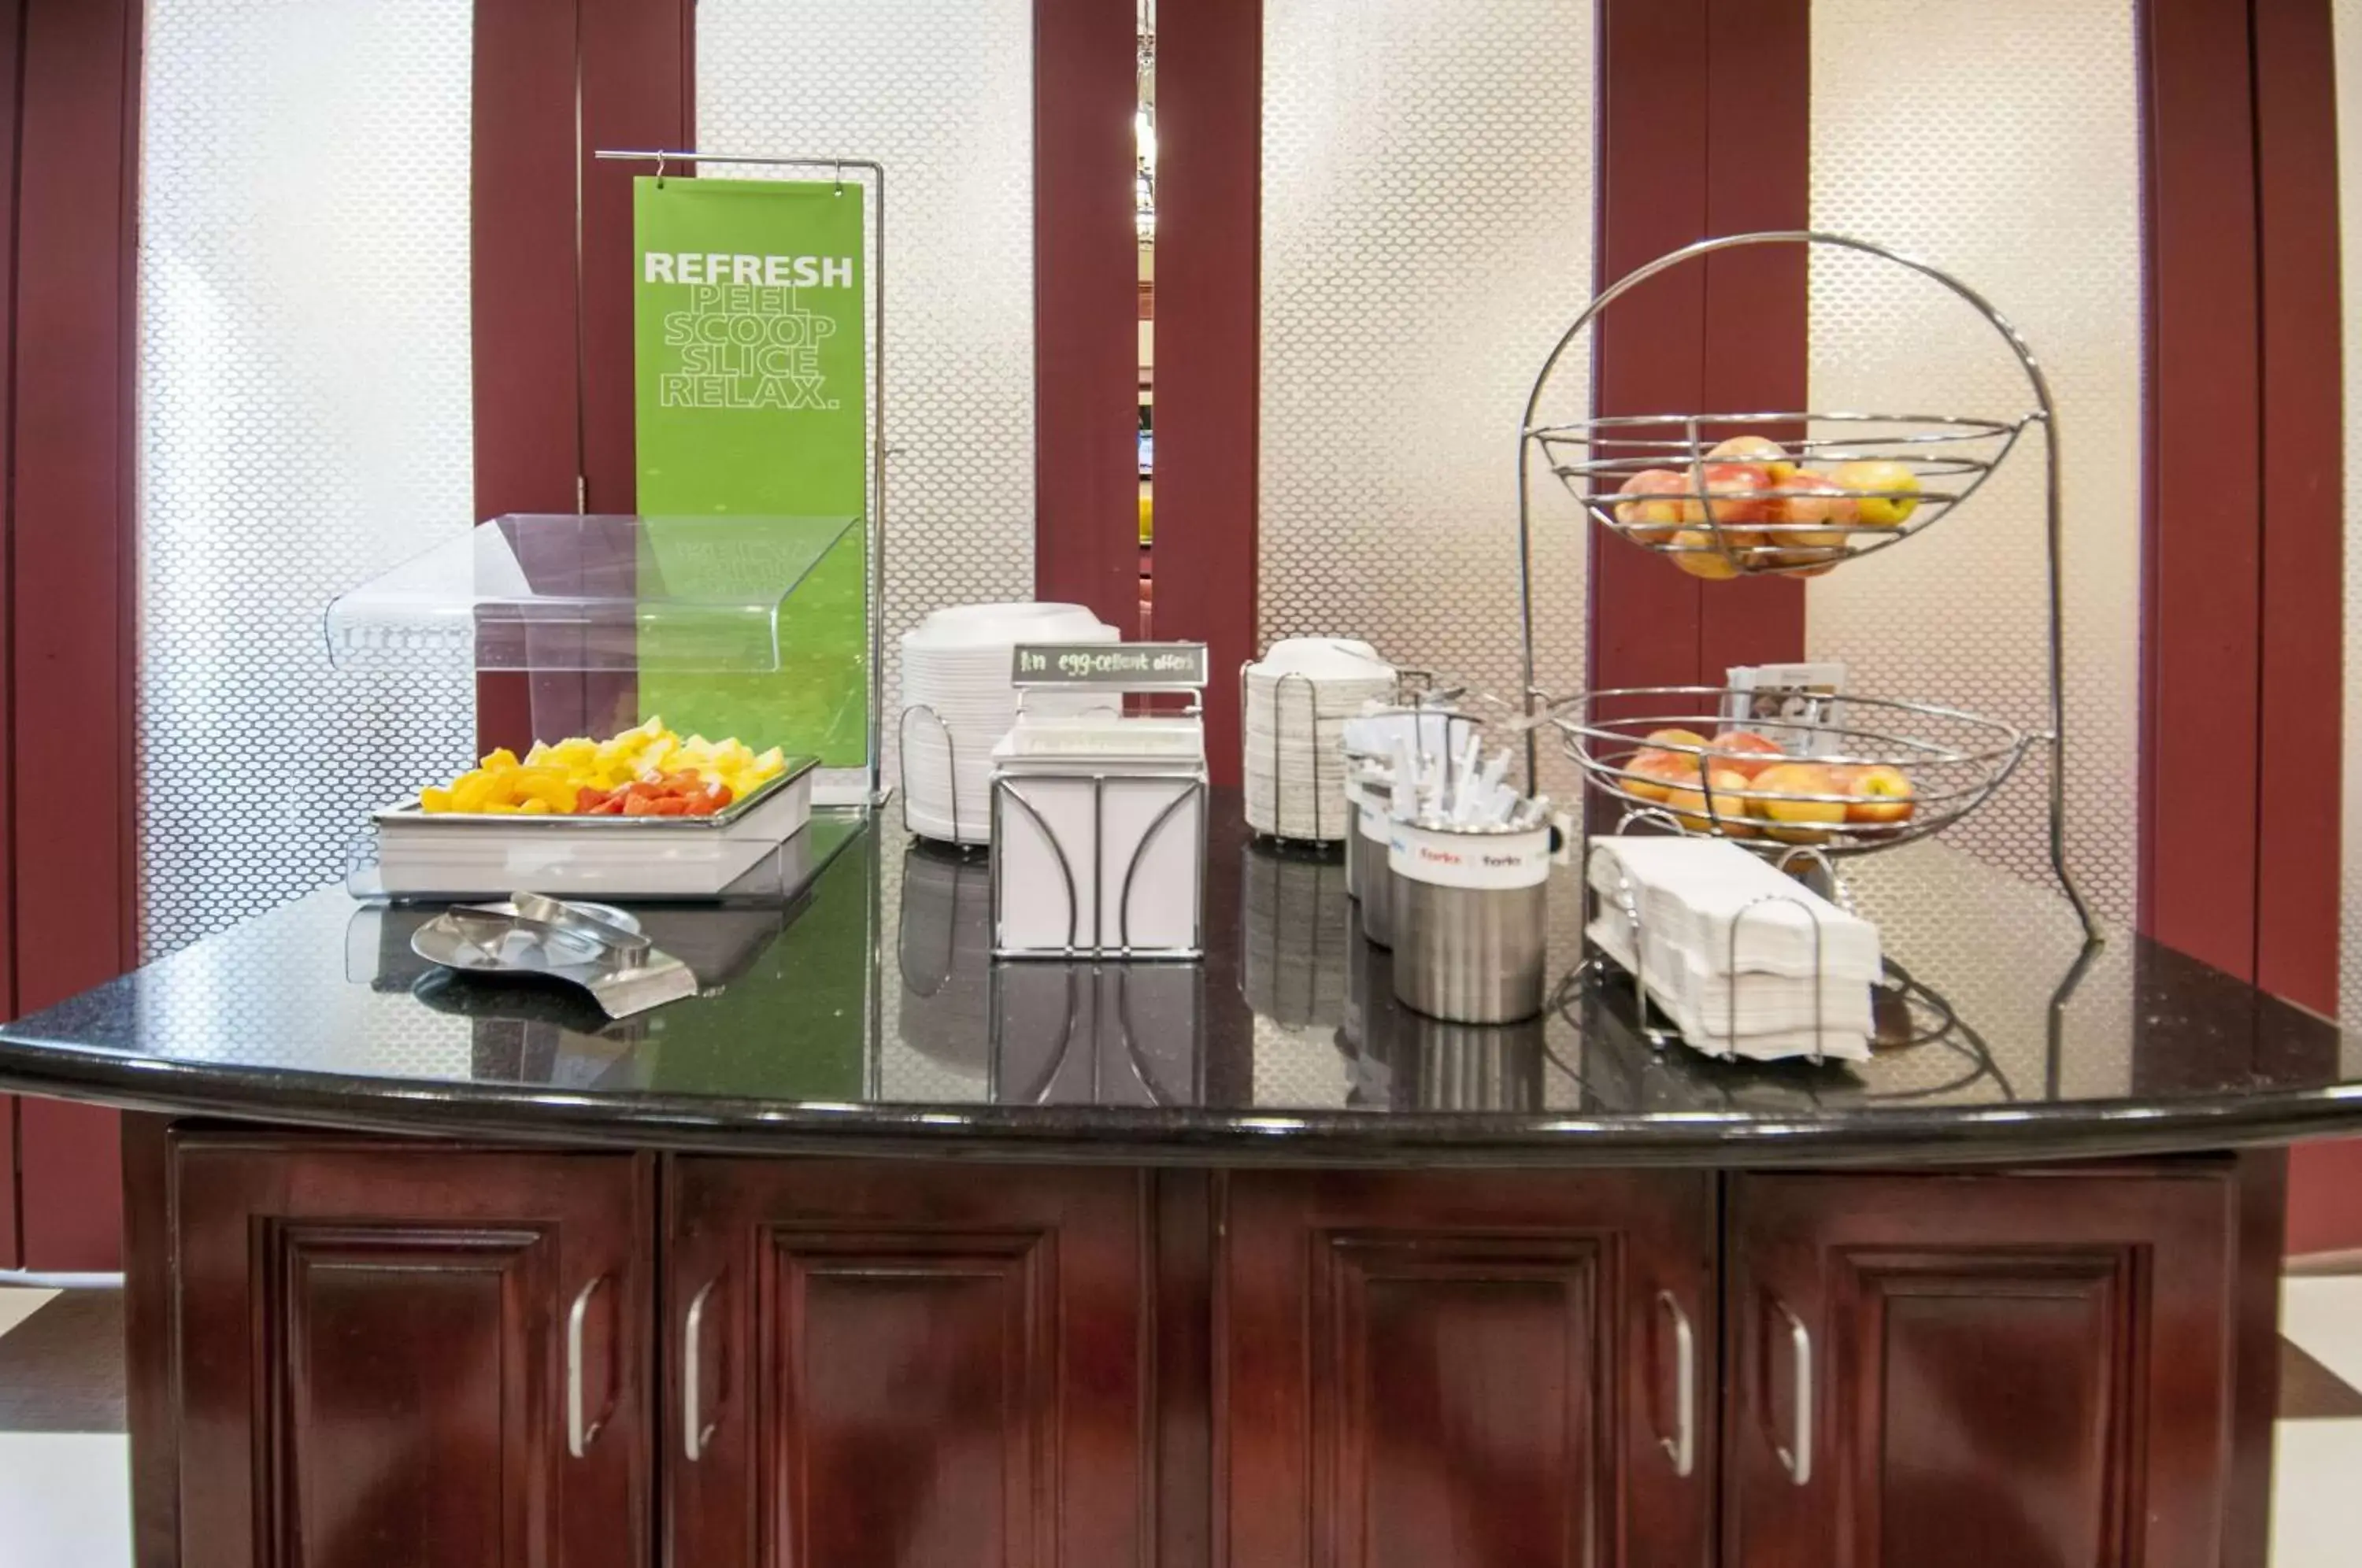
left=1, top=797, right=2346, bottom=1567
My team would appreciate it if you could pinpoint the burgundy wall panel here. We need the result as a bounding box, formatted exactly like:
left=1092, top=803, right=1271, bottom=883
left=1033, top=0, right=1143, bottom=637
left=1153, top=0, right=1261, bottom=784
left=2249, top=0, right=2351, bottom=1245
left=1589, top=0, right=1710, bottom=695
left=579, top=0, right=693, bottom=516
left=2290, top=1142, right=2362, bottom=1258
left=471, top=0, right=685, bottom=756
left=10, top=0, right=143, bottom=1271
left=573, top=0, right=689, bottom=741
left=0, top=0, right=20, bottom=1270
left=1593, top=0, right=1809, bottom=688
left=472, top=0, right=582, bottom=525
left=2131, top=0, right=2356, bottom=1253
left=2135, top=0, right=2264, bottom=980
left=2249, top=0, right=2342, bottom=1017
left=472, top=0, right=581, bottom=755
left=1696, top=0, right=1809, bottom=679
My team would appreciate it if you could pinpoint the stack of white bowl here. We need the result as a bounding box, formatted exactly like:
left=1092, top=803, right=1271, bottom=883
left=900, top=602, right=1119, bottom=845
left=1243, top=638, right=1396, bottom=841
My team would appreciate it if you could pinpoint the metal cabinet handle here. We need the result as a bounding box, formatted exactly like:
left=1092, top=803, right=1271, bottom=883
left=683, top=1277, right=720, bottom=1462
left=1772, top=1296, right=1812, bottom=1486
left=1656, top=1290, right=1696, bottom=1477
left=566, top=1274, right=609, bottom=1459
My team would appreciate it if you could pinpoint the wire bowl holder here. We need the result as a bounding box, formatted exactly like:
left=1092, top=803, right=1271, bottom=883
left=1513, top=231, right=2100, bottom=941
left=1535, top=411, right=2028, bottom=579
left=1556, top=686, right=2034, bottom=856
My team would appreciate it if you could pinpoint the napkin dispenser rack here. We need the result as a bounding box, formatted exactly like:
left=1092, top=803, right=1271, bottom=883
left=990, top=642, right=1209, bottom=960
left=1585, top=835, right=1879, bottom=1063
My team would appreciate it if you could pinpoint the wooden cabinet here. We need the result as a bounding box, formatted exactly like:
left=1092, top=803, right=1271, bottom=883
left=126, top=1131, right=2275, bottom=1568
left=1724, top=1168, right=2247, bottom=1568
left=663, top=1159, right=1150, bottom=1568
left=1220, top=1170, right=1720, bottom=1568
left=149, top=1132, right=652, bottom=1568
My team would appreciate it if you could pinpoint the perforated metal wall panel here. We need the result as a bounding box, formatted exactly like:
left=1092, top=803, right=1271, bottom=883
left=698, top=0, right=1039, bottom=782
left=1805, top=0, right=2143, bottom=926
left=138, top=0, right=476, bottom=957
left=1257, top=0, right=1595, bottom=785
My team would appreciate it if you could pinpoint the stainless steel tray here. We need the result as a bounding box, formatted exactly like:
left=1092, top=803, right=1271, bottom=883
left=372, top=754, right=816, bottom=831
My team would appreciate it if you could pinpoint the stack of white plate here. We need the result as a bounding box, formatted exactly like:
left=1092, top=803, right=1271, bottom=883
left=1243, top=638, right=1396, bottom=841
left=900, top=602, right=1119, bottom=845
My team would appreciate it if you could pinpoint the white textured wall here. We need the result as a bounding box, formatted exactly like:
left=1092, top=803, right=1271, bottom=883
left=139, top=0, right=476, bottom=956
left=1259, top=0, right=1594, bottom=757
left=1806, top=0, right=2143, bottom=926
left=698, top=0, right=1039, bottom=780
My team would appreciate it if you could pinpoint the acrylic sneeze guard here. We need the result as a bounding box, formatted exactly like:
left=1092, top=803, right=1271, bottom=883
left=326, top=513, right=876, bottom=801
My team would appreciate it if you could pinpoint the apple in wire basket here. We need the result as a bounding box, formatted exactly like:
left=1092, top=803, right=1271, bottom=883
left=1678, top=462, right=1774, bottom=527
left=1612, top=468, right=1689, bottom=545
left=1620, top=749, right=1694, bottom=804
left=1746, top=761, right=1849, bottom=845
left=1705, top=728, right=1786, bottom=779
left=1705, top=434, right=1797, bottom=488
left=1831, top=458, right=1921, bottom=527
left=1665, top=767, right=1758, bottom=837
left=1830, top=762, right=1916, bottom=826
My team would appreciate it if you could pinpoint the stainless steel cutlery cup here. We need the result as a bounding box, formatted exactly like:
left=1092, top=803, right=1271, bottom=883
left=1388, top=820, right=1552, bottom=1025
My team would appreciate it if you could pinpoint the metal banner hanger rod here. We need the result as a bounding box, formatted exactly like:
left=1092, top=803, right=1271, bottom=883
left=594, top=150, right=882, bottom=168
left=594, top=149, right=883, bottom=190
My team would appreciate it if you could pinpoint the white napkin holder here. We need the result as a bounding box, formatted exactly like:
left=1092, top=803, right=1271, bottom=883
left=1586, top=837, right=1880, bottom=1062
left=991, top=642, right=1209, bottom=960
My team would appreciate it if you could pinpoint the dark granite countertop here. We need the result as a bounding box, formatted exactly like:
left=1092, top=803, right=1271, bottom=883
left=1, top=799, right=2357, bottom=1167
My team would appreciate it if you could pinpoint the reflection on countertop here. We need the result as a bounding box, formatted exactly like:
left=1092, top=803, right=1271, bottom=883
left=2, top=797, right=2360, bottom=1165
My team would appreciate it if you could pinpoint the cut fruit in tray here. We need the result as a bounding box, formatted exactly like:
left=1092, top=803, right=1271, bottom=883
left=419, top=718, right=787, bottom=815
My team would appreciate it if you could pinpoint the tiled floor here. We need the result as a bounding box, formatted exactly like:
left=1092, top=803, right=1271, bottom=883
left=0, top=1277, right=2358, bottom=1563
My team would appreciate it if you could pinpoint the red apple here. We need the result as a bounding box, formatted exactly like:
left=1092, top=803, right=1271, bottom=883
left=1706, top=435, right=1797, bottom=488
left=1612, top=468, right=1689, bottom=544
left=1705, top=729, right=1786, bottom=779
left=1678, top=463, right=1773, bottom=527
left=1831, top=459, right=1920, bottom=527
left=1766, top=468, right=1857, bottom=548
left=1642, top=727, right=1710, bottom=754
left=1668, top=526, right=1757, bottom=579
left=1832, top=763, right=1916, bottom=826
left=1747, top=762, right=1848, bottom=844
left=1620, top=748, right=1696, bottom=804
left=1665, top=767, right=1757, bottom=837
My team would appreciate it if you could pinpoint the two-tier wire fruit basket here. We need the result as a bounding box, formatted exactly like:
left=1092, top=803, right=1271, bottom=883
left=1512, top=231, right=2099, bottom=940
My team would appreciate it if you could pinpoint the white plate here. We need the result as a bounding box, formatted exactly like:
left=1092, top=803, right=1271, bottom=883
left=905, top=794, right=990, bottom=846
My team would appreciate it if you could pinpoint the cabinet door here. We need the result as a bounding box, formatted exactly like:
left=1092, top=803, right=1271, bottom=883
left=1725, top=1169, right=2238, bottom=1568
left=1223, top=1170, right=1718, bottom=1568
left=167, top=1137, right=652, bottom=1568
left=665, top=1159, right=1147, bottom=1568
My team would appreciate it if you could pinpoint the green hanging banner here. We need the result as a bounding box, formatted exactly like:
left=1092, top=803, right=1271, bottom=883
left=631, top=176, right=869, bottom=767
